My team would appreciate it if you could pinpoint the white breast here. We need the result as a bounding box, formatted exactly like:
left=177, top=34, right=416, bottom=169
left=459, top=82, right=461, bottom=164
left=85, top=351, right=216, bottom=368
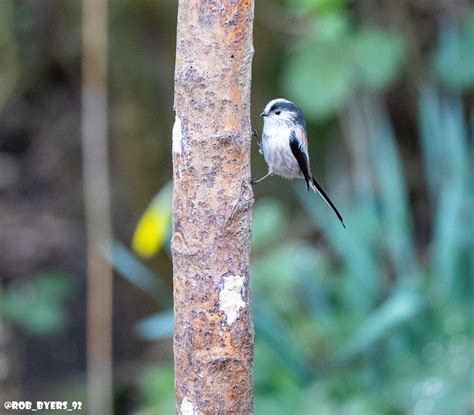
left=261, top=122, right=303, bottom=179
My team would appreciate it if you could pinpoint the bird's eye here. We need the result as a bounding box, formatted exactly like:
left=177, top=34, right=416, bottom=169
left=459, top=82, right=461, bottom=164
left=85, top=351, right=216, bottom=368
left=275, top=110, right=281, bottom=115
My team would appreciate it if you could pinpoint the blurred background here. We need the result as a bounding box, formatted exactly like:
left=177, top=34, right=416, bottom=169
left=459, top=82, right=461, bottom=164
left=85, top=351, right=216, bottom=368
left=0, top=0, right=472, bottom=414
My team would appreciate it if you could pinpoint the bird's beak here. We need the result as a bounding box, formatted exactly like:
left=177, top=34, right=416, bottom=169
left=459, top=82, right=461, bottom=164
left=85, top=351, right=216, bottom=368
left=260, top=111, right=267, bottom=117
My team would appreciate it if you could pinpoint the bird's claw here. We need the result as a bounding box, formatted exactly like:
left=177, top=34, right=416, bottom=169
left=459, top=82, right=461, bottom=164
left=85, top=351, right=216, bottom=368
left=252, top=129, right=258, bottom=139
left=250, top=176, right=256, bottom=185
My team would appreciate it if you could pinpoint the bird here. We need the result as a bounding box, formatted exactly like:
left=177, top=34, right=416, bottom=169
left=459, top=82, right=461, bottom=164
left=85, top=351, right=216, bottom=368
left=253, top=98, right=345, bottom=228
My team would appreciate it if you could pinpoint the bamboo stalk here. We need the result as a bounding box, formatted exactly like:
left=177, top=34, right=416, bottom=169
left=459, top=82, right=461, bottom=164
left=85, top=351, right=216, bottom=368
left=81, top=1, right=112, bottom=414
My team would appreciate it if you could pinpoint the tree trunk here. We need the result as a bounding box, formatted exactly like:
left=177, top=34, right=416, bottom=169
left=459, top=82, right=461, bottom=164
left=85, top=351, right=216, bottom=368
left=171, top=1, right=255, bottom=414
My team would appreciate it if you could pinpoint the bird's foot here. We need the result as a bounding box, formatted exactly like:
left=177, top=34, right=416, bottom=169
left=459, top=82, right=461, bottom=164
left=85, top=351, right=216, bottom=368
left=252, top=129, right=258, bottom=139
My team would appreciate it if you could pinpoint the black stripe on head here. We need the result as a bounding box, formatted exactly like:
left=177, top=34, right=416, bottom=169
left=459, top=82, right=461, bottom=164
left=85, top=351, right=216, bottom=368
left=269, top=100, right=299, bottom=112
left=269, top=101, right=306, bottom=127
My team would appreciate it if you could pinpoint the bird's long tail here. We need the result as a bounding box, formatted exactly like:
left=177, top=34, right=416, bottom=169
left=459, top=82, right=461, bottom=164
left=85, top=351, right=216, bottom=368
left=309, top=176, right=346, bottom=228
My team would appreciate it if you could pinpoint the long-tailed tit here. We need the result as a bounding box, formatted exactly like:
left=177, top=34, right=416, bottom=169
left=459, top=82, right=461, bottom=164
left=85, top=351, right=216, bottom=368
left=254, top=98, right=345, bottom=228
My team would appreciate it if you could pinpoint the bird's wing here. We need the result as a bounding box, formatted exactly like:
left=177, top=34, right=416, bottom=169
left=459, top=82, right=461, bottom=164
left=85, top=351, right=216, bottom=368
left=289, top=129, right=311, bottom=190
left=289, top=128, right=346, bottom=228
left=294, top=125, right=309, bottom=149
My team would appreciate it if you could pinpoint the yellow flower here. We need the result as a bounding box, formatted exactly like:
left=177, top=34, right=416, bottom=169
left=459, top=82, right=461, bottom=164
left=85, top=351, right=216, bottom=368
left=132, top=182, right=172, bottom=258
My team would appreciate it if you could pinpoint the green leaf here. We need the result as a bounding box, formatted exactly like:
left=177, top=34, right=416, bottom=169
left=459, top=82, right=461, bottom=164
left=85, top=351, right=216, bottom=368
left=135, top=309, right=173, bottom=340
left=352, top=28, right=405, bottom=90
left=418, top=85, right=470, bottom=297
left=284, top=27, right=404, bottom=119
left=293, top=0, right=348, bottom=14
left=338, top=284, right=423, bottom=361
left=363, top=96, right=416, bottom=274
left=138, top=364, right=175, bottom=414
left=253, top=299, right=316, bottom=384
left=0, top=274, right=72, bottom=335
left=284, top=38, right=354, bottom=119
left=433, top=12, right=474, bottom=90
left=296, top=188, right=382, bottom=308
left=252, top=242, right=328, bottom=315
left=251, top=199, right=287, bottom=250
left=313, top=12, right=350, bottom=41
left=418, top=83, right=445, bottom=199
left=431, top=94, right=470, bottom=297
left=107, top=240, right=172, bottom=308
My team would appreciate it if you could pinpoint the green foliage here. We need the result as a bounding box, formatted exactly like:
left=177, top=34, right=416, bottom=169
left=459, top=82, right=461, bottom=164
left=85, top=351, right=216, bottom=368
left=352, top=29, right=405, bottom=90
left=283, top=4, right=405, bottom=119
left=338, top=283, right=423, bottom=361
left=135, top=310, right=174, bottom=341
left=135, top=364, right=175, bottom=415
left=126, top=84, right=471, bottom=412
left=293, top=0, right=348, bottom=14
left=418, top=84, right=471, bottom=299
left=251, top=199, right=287, bottom=251
left=433, top=10, right=474, bottom=90
left=0, top=274, right=72, bottom=335
left=248, top=85, right=472, bottom=413
left=285, top=0, right=474, bottom=119
left=108, top=241, right=172, bottom=308
left=107, top=241, right=175, bottom=341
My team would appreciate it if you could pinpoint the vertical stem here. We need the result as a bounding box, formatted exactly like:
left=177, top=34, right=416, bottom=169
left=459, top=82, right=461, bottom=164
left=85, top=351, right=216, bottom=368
left=172, top=1, right=255, bottom=413
left=81, top=1, right=112, bottom=414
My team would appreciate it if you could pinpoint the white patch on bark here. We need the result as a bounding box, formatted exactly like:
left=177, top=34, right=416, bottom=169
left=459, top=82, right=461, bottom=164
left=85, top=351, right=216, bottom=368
left=219, top=275, right=246, bottom=325
left=172, top=115, right=183, bottom=154
left=180, top=396, right=196, bottom=415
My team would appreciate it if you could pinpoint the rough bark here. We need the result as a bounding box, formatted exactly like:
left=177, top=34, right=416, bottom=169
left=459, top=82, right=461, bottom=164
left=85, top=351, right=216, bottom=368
left=171, top=1, right=255, bottom=414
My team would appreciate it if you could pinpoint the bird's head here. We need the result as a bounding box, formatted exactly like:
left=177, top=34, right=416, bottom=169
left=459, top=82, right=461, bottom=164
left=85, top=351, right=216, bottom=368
left=260, top=98, right=306, bottom=128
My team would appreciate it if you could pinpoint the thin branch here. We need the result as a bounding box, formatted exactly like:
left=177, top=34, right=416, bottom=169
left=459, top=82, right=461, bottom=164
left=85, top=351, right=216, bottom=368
left=81, top=1, right=113, bottom=414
